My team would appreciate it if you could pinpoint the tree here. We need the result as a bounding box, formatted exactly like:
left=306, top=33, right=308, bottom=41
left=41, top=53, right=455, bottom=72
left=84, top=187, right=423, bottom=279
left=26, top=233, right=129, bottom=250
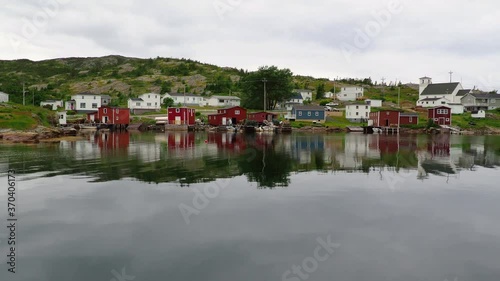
left=316, top=83, right=325, bottom=99
left=240, top=66, right=294, bottom=110
left=163, top=97, right=174, bottom=108
left=160, top=81, right=173, bottom=94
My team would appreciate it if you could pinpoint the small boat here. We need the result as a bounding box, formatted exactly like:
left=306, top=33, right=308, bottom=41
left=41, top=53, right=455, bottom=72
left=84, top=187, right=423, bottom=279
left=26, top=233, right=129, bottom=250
left=347, top=126, right=363, bottom=133
left=80, top=124, right=97, bottom=130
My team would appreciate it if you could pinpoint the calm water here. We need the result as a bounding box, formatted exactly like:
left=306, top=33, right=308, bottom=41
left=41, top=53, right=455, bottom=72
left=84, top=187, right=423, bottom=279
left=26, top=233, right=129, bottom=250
left=1, top=132, right=500, bottom=281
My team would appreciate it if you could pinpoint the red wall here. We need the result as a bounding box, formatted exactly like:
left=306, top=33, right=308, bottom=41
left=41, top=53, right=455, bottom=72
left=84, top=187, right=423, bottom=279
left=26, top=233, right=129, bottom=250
left=399, top=115, right=418, bottom=125
left=370, top=111, right=400, bottom=127
left=428, top=106, right=451, bottom=125
left=168, top=107, right=196, bottom=125
left=97, top=107, right=130, bottom=125
left=247, top=112, right=277, bottom=123
left=209, top=106, right=247, bottom=126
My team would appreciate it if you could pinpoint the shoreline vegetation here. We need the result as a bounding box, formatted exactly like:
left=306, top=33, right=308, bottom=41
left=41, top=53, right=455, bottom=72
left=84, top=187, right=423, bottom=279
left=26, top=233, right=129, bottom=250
left=1, top=103, right=500, bottom=144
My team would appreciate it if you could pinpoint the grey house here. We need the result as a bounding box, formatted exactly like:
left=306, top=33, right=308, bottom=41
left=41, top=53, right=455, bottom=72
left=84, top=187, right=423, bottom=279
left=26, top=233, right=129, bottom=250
left=461, top=93, right=500, bottom=111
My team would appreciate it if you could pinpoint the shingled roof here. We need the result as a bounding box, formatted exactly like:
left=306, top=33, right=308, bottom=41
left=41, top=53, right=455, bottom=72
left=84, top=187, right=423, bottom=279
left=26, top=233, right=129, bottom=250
left=421, top=83, right=460, bottom=96
left=456, top=89, right=471, bottom=96
left=471, top=93, right=500, bottom=99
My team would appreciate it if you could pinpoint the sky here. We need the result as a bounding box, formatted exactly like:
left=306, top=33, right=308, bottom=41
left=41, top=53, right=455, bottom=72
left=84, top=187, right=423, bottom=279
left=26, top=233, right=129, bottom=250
left=1, top=0, right=500, bottom=90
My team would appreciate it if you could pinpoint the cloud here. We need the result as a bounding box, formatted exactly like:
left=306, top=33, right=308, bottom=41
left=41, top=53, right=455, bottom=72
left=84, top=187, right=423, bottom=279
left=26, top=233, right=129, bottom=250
left=1, top=0, right=500, bottom=89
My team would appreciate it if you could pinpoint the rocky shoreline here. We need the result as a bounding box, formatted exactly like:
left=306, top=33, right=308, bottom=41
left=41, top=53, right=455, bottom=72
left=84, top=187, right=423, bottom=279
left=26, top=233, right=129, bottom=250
left=0, top=126, right=79, bottom=143
left=1, top=125, right=499, bottom=144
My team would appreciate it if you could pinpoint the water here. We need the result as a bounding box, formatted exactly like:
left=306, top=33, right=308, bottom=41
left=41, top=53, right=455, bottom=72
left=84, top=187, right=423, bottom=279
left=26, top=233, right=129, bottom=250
left=1, top=132, right=500, bottom=281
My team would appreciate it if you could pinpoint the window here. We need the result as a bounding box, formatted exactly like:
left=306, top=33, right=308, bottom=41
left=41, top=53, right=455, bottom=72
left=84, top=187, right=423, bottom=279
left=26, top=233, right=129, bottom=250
left=147, top=103, right=152, bottom=106
left=116, top=109, right=119, bottom=113
left=176, top=108, right=180, bottom=113
left=446, top=118, right=450, bottom=121
left=219, top=99, right=224, bottom=103
left=81, top=96, right=84, bottom=99
left=356, top=106, right=359, bottom=109
left=441, top=101, right=446, bottom=104
left=103, top=108, right=107, bottom=114
left=365, top=112, right=368, bottom=117
left=315, top=112, right=319, bottom=116
left=298, top=111, right=302, bottom=116
left=409, top=117, right=413, bottom=122
left=94, top=96, right=96, bottom=100
left=136, top=102, right=140, bottom=106
left=365, top=106, right=368, bottom=109
left=356, top=112, right=359, bottom=116
left=92, top=103, right=98, bottom=108
left=80, top=103, right=86, bottom=108
left=235, top=110, right=240, bottom=115
left=307, top=111, right=312, bottom=116
left=148, top=95, right=150, bottom=98
left=59, top=114, right=64, bottom=119
left=155, top=102, right=157, bottom=105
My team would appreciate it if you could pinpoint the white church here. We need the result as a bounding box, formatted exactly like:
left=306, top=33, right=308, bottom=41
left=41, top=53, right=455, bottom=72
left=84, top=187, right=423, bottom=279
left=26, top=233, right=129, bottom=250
left=416, top=77, right=470, bottom=114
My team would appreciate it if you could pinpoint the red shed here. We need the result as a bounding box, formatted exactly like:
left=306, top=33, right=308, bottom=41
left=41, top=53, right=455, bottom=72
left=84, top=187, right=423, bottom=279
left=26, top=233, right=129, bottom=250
left=399, top=113, right=419, bottom=125
left=369, top=111, right=401, bottom=127
left=247, top=111, right=278, bottom=124
left=167, top=107, right=196, bottom=125
left=208, top=106, right=247, bottom=126
left=428, top=106, right=451, bottom=126
left=87, top=106, right=130, bottom=125
left=369, top=111, right=419, bottom=127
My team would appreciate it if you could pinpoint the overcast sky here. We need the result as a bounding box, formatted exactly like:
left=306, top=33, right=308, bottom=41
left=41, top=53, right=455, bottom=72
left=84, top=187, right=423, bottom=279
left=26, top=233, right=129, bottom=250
left=1, top=0, right=500, bottom=90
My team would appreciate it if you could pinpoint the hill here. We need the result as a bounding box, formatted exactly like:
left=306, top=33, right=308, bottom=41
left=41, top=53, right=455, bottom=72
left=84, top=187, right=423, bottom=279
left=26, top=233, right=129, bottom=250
left=0, top=55, right=418, bottom=108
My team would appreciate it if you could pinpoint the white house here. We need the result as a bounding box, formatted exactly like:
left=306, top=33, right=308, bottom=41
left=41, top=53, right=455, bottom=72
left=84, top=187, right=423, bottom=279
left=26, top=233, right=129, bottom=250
left=65, top=93, right=111, bottom=113
left=58, top=111, right=67, bottom=125
left=365, top=99, right=382, bottom=107
left=294, top=89, right=313, bottom=101
left=162, top=92, right=206, bottom=106
left=336, top=86, right=364, bottom=101
left=128, top=93, right=161, bottom=114
left=207, top=95, right=241, bottom=107
left=345, top=103, right=371, bottom=122
left=417, top=76, right=470, bottom=104
left=40, top=100, right=64, bottom=110
left=324, top=91, right=335, bottom=98
left=0, top=92, right=8, bottom=103
left=471, top=110, right=486, bottom=118
left=417, top=96, right=464, bottom=114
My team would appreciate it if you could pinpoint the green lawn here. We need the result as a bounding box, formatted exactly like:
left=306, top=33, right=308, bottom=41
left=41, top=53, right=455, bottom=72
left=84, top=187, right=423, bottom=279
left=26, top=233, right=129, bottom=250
left=0, top=103, right=55, bottom=130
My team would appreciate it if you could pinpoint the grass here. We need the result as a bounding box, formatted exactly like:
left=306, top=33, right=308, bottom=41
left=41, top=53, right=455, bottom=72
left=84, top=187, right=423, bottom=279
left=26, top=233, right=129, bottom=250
left=452, top=110, right=500, bottom=129
left=0, top=102, right=55, bottom=130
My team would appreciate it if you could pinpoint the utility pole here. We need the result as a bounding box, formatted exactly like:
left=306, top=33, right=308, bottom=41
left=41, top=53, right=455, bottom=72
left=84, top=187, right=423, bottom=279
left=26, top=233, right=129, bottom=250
left=398, top=86, right=401, bottom=108
left=449, top=71, right=453, bottom=83
left=183, top=84, right=186, bottom=107
left=262, top=78, right=267, bottom=111
left=22, top=82, right=26, bottom=106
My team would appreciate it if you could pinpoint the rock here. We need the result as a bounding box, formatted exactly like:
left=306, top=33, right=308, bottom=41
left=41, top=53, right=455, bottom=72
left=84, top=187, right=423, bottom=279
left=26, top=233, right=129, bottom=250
left=3, top=132, right=39, bottom=143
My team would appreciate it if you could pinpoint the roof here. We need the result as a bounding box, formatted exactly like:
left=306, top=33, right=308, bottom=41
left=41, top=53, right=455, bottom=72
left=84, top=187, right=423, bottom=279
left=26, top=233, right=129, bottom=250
left=456, top=89, right=471, bottom=96
left=219, top=106, right=245, bottom=110
left=471, top=93, right=500, bottom=99
left=420, top=83, right=460, bottom=96
left=400, top=112, right=419, bottom=117
left=293, top=89, right=312, bottom=92
left=429, top=106, right=451, bottom=109
left=420, top=76, right=432, bottom=79
left=290, top=93, right=303, bottom=100
left=0, top=91, right=8, bottom=95
left=293, top=105, right=325, bottom=111
left=418, top=97, right=446, bottom=101
left=130, top=98, right=144, bottom=101
left=167, top=92, right=199, bottom=97
left=41, top=99, right=60, bottom=103
left=210, top=95, right=240, bottom=100
left=248, top=111, right=278, bottom=116
left=101, top=95, right=111, bottom=99
left=75, top=92, right=97, bottom=96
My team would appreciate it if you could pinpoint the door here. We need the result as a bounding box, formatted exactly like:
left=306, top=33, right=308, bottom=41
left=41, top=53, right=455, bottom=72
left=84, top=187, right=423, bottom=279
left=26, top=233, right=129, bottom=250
left=385, top=119, right=389, bottom=126
left=439, top=117, right=445, bottom=125
left=103, top=116, right=108, bottom=124
left=175, top=116, right=181, bottom=125
left=222, top=117, right=227, bottom=125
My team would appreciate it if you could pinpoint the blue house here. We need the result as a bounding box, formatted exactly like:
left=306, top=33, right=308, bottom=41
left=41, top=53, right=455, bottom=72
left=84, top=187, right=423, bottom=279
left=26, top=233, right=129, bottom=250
left=291, top=105, right=326, bottom=121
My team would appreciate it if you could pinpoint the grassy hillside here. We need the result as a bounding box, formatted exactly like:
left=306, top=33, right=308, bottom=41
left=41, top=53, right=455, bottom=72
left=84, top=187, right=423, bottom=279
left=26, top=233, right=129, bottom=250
left=0, top=55, right=406, bottom=109
left=0, top=103, right=55, bottom=130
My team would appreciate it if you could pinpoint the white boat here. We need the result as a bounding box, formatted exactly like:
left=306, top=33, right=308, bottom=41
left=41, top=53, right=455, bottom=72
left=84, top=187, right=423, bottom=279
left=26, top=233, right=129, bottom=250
left=80, top=124, right=97, bottom=130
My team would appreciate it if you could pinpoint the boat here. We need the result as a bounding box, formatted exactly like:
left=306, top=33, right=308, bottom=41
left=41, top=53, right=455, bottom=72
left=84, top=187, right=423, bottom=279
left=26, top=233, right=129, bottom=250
left=346, top=126, right=364, bottom=133
left=79, top=124, right=97, bottom=130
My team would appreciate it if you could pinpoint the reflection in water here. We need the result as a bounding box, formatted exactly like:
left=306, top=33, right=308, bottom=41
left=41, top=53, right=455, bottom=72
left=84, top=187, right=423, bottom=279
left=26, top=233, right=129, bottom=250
left=1, top=132, right=500, bottom=187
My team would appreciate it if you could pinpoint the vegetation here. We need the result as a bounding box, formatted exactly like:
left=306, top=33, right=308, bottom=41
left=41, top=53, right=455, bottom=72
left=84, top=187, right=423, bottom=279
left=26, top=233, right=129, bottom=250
left=0, top=103, right=55, bottom=130
left=240, top=66, right=294, bottom=110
